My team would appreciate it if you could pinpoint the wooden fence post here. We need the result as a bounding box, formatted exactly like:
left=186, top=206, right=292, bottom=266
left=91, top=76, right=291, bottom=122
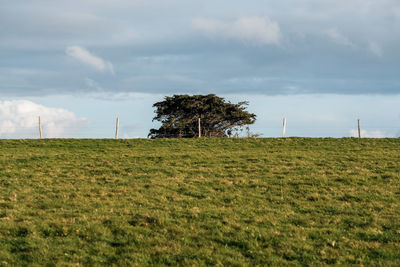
left=38, top=116, right=42, bottom=139
left=115, top=117, right=119, bottom=139
left=358, top=119, right=361, bottom=138
left=282, top=118, right=286, bottom=138
left=198, top=117, right=201, bottom=138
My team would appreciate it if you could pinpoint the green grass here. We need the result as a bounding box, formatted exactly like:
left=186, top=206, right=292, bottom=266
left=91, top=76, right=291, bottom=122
left=0, top=138, right=399, bottom=266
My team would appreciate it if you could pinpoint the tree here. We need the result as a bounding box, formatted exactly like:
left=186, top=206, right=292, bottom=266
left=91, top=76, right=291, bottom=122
left=148, top=94, right=256, bottom=138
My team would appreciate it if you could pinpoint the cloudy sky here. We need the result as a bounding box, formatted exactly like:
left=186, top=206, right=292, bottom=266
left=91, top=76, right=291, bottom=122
left=1, top=0, right=399, bottom=138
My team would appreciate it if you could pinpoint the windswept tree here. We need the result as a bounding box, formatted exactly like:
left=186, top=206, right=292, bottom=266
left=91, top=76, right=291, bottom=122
left=148, top=94, right=256, bottom=138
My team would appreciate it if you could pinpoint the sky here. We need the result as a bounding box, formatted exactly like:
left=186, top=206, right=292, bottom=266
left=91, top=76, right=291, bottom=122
left=1, top=0, right=399, bottom=138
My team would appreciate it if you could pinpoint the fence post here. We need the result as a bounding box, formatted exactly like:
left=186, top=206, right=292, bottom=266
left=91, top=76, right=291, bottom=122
left=358, top=119, right=361, bottom=138
left=38, top=116, right=42, bottom=139
left=115, top=117, right=119, bottom=139
left=282, top=117, right=286, bottom=138
left=198, top=117, right=201, bottom=138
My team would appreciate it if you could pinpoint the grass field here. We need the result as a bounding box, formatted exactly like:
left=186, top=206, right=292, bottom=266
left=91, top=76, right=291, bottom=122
left=0, top=138, right=399, bottom=266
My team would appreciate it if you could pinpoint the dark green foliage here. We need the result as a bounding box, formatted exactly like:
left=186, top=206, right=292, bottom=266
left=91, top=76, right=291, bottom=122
left=149, top=94, right=256, bottom=138
left=0, top=138, right=399, bottom=265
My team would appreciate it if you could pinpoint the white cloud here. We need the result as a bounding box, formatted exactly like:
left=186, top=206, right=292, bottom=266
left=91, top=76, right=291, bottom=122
left=368, top=41, right=383, bottom=57
left=66, top=46, right=115, bottom=74
left=193, top=16, right=281, bottom=45
left=350, top=129, right=394, bottom=138
left=325, top=28, right=355, bottom=47
left=0, top=100, right=88, bottom=138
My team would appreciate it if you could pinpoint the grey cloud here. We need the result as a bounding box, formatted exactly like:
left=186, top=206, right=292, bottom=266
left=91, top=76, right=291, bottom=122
left=1, top=0, right=400, bottom=96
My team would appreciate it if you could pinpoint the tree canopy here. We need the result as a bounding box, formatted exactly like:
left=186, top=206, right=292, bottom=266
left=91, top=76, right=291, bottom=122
left=149, top=94, right=256, bottom=138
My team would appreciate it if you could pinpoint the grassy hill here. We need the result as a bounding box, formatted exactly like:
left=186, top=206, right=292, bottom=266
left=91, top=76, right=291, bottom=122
left=0, top=138, right=399, bottom=265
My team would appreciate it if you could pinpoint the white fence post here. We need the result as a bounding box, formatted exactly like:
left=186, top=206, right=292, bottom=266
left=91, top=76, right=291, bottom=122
left=282, top=118, right=286, bottom=138
left=38, top=116, right=43, bottom=139
left=115, top=117, right=119, bottom=139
